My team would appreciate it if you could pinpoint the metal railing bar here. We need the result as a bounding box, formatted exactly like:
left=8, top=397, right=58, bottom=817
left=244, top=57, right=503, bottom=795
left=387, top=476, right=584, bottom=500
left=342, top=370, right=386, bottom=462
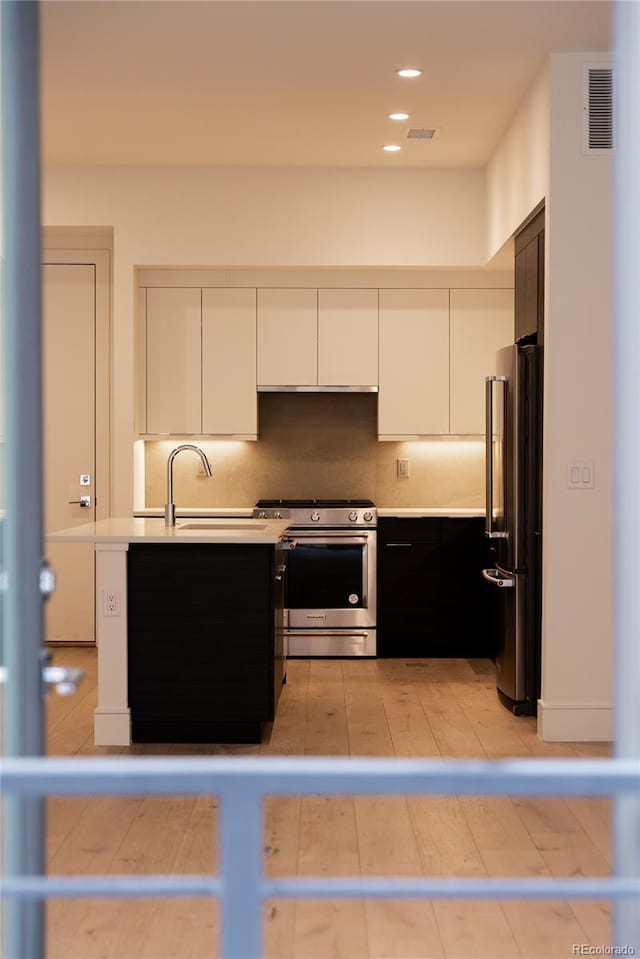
left=2, top=875, right=639, bottom=903
left=1, top=876, right=222, bottom=899
left=262, top=877, right=640, bottom=901
left=220, top=784, right=262, bottom=959
left=1, top=756, right=638, bottom=798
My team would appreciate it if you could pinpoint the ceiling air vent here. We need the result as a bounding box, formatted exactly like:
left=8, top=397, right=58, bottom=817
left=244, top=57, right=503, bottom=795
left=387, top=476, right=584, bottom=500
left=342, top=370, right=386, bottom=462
left=583, top=63, right=613, bottom=154
left=403, top=127, right=437, bottom=141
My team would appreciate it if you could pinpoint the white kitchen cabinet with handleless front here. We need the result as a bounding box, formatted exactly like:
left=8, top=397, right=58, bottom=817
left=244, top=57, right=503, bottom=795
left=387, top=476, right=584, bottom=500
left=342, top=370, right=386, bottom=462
left=378, top=288, right=450, bottom=437
left=142, top=286, right=258, bottom=437
left=257, top=288, right=317, bottom=386
left=146, top=287, right=201, bottom=434
left=449, top=288, right=514, bottom=434
left=257, top=287, right=379, bottom=388
left=317, top=288, right=378, bottom=386
left=202, top=288, right=257, bottom=435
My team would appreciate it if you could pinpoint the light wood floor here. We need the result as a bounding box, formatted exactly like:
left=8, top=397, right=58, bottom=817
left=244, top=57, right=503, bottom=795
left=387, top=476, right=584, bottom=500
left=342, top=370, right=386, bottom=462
left=45, top=648, right=611, bottom=959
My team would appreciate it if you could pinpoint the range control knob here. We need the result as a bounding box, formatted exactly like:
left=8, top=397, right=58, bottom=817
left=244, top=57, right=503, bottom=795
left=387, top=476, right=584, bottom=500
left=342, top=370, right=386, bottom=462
left=310, top=511, right=320, bottom=522
left=363, top=511, right=373, bottom=522
left=348, top=511, right=358, bottom=522
left=257, top=511, right=268, bottom=519
left=274, top=512, right=283, bottom=519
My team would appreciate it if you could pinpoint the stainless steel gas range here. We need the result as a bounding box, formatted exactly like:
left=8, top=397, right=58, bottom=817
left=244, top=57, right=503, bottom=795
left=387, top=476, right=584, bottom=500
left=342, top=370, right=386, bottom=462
left=253, top=499, right=377, bottom=657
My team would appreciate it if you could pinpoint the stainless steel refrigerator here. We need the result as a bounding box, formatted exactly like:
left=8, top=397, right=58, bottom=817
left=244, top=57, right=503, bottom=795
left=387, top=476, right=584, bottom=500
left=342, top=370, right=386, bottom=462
left=483, top=343, right=542, bottom=715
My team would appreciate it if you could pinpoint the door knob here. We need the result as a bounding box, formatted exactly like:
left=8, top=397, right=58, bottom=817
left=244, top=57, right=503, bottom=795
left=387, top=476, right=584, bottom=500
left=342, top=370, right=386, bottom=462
left=68, top=496, right=91, bottom=508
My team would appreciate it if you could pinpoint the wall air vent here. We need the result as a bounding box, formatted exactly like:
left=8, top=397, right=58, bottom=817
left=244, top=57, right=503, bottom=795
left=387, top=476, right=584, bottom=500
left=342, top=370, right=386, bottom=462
left=403, top=127, right=437, bottom=140
left=583, top=63, right=613, bottom=154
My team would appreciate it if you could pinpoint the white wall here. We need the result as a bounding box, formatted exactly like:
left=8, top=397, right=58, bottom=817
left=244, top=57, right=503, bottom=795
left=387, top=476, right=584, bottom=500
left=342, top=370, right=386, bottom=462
left=43, top=165, right=487, bottom=513
left=486, top=62, right=550, bottom=260
left=538, top=53, right=613, bottom=741
left=487, top=52, right=612, bottom=741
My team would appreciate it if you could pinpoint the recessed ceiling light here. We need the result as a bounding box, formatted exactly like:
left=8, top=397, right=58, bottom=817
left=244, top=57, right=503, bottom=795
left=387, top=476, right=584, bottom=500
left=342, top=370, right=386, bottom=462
left=396, top=68, right=422, bottom=78
left=388, top=112, right=410, bottom=121
left=383, top=144, right=402, bottom=152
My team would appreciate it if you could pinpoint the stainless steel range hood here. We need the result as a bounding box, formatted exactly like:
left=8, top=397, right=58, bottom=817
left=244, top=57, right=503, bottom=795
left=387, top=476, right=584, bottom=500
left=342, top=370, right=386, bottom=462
left=257, top=385, right=378, bottom=393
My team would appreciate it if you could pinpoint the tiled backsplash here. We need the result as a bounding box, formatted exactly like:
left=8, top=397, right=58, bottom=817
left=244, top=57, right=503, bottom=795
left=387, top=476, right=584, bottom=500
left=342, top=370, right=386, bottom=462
left=143, top=393, right=485, bottom=508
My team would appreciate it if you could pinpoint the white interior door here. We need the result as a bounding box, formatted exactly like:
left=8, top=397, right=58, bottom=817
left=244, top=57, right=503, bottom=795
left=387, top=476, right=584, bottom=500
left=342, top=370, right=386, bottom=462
left=43, top=263, right=96, bottom=644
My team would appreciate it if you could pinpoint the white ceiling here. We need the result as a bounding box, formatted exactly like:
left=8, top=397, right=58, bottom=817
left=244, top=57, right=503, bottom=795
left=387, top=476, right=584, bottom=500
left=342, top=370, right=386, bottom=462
left=40, top=0, right=612, bottom=168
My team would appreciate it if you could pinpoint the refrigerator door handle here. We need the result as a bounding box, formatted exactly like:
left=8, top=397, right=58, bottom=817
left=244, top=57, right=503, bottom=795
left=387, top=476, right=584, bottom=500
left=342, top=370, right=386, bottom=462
left=481, top=567, right=514, bottom=588
left=485, top=375, right=508, bottom=539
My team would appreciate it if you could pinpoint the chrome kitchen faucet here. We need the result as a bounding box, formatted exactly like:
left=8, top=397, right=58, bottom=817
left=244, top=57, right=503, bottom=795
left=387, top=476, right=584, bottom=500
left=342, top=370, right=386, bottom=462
left=165, top=444, right=212, bottom=526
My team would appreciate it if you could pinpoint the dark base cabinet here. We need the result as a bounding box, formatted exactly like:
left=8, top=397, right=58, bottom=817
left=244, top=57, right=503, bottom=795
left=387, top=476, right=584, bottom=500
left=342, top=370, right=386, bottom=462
left=377, top=517, right=495, bottom=658
left=127, top=543, right=284, bottom=743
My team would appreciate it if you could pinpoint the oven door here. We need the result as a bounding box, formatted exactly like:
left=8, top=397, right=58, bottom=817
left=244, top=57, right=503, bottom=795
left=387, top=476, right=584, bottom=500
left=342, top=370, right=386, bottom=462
left=283, top=529, right=376, bottom=630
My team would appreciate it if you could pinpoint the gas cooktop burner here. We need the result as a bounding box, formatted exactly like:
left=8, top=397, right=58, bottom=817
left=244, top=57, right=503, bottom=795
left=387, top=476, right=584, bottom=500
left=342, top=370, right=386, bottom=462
left=255, top=498, right=375, bottom=508
left=253, top=497, right=377, bottom=526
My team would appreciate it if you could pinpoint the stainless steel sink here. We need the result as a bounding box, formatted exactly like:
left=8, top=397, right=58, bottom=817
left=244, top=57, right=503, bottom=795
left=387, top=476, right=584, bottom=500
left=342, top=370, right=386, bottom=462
left=177, top=522, right=267, bottom=530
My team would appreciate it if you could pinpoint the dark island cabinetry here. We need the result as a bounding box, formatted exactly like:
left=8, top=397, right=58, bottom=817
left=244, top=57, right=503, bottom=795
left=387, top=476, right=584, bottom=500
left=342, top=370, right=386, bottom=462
left=127, top=543, right=284, bottom=743
left=377, top=517, right=495, bottom=657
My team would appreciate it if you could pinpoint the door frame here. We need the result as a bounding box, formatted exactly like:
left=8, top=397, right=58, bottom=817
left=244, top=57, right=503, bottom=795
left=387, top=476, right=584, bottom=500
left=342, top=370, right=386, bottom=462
left=41, top=248, right=111, bottom=525
left=41, top=248, right=111, bottom=646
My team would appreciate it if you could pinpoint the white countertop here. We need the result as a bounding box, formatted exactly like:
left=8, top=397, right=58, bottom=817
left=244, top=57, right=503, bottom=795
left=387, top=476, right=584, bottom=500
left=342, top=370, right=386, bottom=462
left=48, top=511, right=483, bottom=545
left=47, top=517, right=290, bottom=545
left=134, top=508, right=254, bottom=518
left=135, top=507, right=484, bottom=520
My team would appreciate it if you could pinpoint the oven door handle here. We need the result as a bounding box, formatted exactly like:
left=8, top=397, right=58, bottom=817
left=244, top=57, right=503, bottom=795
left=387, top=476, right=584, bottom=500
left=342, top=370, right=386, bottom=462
left=283, top=536, right=369, bottom=547
left=285, top=630, right=371, bottom=638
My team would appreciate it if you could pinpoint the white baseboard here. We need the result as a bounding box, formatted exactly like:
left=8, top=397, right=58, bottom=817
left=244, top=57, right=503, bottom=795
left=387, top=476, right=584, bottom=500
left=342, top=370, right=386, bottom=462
left=94, top=708, right=131, bottom=746
left=537, top=700, right=613, bottom=742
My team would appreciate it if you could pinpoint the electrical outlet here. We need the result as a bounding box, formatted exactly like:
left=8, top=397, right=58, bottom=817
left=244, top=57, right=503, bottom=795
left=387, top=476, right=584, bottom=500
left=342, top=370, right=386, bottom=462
left=103, top=590, right=120, bottom=617
left=397, top=457, right=410, bottom=479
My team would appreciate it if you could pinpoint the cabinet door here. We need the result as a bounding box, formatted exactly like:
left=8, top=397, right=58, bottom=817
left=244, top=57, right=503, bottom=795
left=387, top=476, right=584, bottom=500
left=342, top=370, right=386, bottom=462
left=515, top=207, right=544, bottom=344
left=146, top=287, right=201, bottom=434
left=449, top=289, right=514, bottom=435
left=257, top=288, right=317, bottom=386
left=377, top=518, right=443, bottom=656
left=440, top=518, right=496, bottom=656
left=378, top=289, right=449, bottom=436
left=202, top=288, right=257, bottom=436
left=378, top=517, right=496, bottom=657
left=515, top=241, right=539, bottom=342
left=317, top=289, right=378, bottom=385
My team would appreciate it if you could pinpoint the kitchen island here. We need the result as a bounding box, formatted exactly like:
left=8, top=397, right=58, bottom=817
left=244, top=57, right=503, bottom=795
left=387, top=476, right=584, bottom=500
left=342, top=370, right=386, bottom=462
left=47, top=518, right=290, bottom=745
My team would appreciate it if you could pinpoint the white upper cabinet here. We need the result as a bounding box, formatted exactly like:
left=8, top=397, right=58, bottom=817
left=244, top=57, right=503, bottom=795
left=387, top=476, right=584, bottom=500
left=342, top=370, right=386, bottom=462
left=257, top=287, right=379, bottom=387
left=143, top=286, right=258, bottom=436
left=449, top=289, right=514, bottom=434
left=202, top=288, right=257, bottom=436
left=318, top=289, right=379, bottom=386
left=378, top=289, right=450, bottom=436
left=141, top=279, right=513, bottom=438
left=146, top=288, right=202, bottom=434
left=257, top=288, right=317, bottom=386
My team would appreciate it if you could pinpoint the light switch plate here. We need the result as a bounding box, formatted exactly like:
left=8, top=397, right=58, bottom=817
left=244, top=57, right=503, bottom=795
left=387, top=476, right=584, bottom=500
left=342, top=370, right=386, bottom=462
left=567, top=462, right=595, bottom=489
